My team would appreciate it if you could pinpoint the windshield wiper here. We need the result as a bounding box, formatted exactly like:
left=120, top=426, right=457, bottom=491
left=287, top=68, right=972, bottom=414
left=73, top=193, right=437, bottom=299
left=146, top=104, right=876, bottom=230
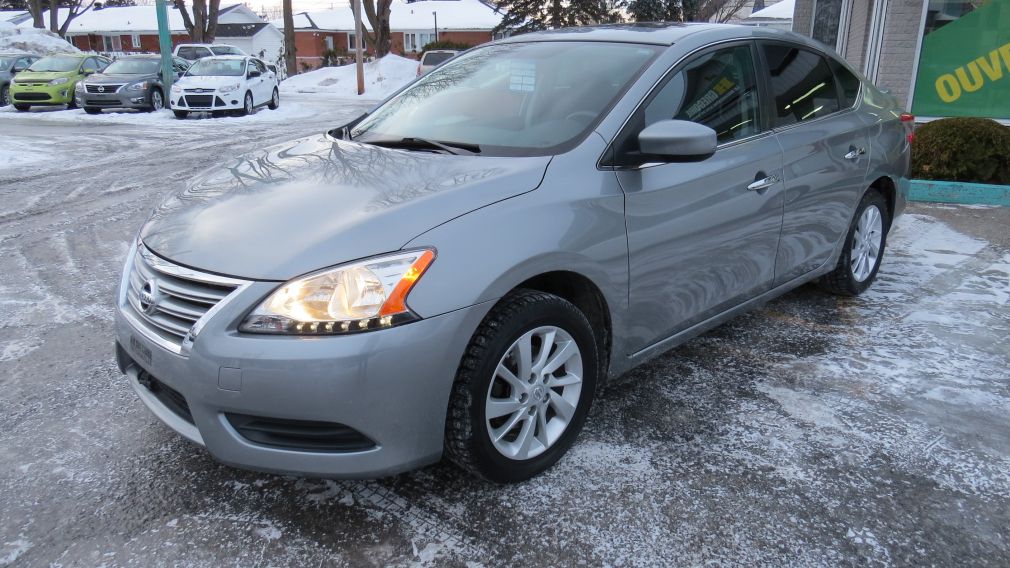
left=369, top=137, right=481, bottom=156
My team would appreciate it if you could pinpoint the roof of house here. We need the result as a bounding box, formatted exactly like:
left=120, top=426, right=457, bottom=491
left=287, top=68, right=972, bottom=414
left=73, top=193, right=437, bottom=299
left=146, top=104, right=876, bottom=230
left=17, top=4, right=249, bottom=33
left=746, top=0, right=794, bottom=20
left=273, top=0, right=503, bottom=32
left=214, top=22, right=270, bottom=37
left=1, top=10, right=31, bottom=24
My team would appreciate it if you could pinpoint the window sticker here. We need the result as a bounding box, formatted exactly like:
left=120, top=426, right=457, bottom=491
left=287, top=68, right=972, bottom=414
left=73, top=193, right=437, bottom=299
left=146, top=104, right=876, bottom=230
left=509, top=60, right=536, bottom=92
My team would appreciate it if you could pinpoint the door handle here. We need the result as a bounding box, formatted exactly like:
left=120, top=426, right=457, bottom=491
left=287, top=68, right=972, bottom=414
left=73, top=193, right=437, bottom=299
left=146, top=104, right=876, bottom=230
left=747, top=174, right=780, bottom=192
left=844, top=147, right=866, bottom=160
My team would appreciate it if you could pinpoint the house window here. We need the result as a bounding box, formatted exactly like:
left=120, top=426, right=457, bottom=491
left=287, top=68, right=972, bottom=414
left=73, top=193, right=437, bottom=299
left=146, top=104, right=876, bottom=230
left=102, top=35, right=122, bottom=52
left=325, top=36, right=334, bottom=51
left=810, top=0, right=851, bottom=52
left=348, top=33, right=357, bottom=51
left=403, top=32, right=436, bottom=53
left=131, top=34, right=141, bottom=50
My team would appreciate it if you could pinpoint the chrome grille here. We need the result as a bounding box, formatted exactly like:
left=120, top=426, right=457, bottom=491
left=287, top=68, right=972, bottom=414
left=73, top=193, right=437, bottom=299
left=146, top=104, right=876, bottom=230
left=86, top=84, right=123, bottom=93
left=122, top=245, right=248, bottom=354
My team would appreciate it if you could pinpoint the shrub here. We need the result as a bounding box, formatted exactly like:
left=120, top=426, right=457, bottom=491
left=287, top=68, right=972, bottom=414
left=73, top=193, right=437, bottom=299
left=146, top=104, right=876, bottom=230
left=911, top=117, right=1010, bottom=185
left=420, top=40, right=471, bottom=52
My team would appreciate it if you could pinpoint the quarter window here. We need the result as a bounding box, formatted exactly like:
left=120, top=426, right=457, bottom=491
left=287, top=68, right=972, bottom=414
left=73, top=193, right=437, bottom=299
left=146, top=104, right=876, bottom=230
left=762, top=44, right=840, bottom=126
left=830, top=59, right=860, bottom=108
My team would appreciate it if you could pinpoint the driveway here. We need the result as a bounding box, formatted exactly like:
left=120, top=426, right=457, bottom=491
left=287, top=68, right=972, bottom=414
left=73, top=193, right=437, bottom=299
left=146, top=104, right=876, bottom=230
left=1, top=101, right=1008, bottom=566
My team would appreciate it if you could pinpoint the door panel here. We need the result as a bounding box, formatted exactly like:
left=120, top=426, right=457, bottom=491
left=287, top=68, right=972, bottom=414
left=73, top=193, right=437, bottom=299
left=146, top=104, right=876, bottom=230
left=611, top=43, right=785, bottom=353
left=759, top=42, right=870, bottom=283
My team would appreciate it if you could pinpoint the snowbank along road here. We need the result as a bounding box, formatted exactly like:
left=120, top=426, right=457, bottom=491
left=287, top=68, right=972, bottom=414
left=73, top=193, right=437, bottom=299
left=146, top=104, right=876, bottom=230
left=1, top=99, right=1009, bottom=566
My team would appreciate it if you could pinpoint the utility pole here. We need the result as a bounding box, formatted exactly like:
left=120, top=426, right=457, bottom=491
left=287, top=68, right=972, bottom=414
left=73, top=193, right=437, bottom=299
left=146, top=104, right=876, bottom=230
left=155, top=0, right=174, bottom=98
left=433, top=11, right=438, bottom=41
left=352, top=0, right=364, bottom=95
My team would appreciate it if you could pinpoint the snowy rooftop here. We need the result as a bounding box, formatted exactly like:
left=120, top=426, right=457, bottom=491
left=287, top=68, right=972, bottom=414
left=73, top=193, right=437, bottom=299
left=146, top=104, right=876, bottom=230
left=747, top=0, right=794, bottom=20
left=274, top=0, right=503, bottom=32
left=16, top=4, right=247, bottom=33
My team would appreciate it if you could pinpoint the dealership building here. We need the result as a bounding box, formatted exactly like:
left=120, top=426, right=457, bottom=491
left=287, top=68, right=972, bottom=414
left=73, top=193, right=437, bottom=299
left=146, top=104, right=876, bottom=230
left=792, top=0, right=1010, bottom=123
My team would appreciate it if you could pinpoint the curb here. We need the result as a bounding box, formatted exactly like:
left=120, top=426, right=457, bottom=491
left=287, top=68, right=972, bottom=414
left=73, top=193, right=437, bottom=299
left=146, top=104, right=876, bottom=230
left=909, top=180, right=1010, bottom=206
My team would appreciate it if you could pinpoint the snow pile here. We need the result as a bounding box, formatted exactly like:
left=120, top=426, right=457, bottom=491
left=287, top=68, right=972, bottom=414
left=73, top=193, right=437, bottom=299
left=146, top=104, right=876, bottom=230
left=280, top=55, right=417, bottom=100
left=0, top=24, right=79, bottom=55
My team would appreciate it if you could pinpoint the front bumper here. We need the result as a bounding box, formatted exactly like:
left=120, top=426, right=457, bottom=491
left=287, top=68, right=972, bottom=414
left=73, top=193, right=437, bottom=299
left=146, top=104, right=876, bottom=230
left=170, top=90, right=244, bottom=112
left=115, top=290, right=491, bottom=478
left=10, top=83, right=74, bottom=104
left=77, top=90, right=150, bottom=109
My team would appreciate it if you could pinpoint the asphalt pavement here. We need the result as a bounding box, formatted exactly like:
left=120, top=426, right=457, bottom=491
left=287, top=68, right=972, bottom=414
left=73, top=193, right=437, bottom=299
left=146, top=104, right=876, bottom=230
left=1, top=99, right=1008, bottom=566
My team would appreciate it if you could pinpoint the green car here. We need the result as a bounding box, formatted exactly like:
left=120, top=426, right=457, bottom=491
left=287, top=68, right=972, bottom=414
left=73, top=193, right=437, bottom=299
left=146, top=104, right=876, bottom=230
left=9, top=53, right=110, bottom=111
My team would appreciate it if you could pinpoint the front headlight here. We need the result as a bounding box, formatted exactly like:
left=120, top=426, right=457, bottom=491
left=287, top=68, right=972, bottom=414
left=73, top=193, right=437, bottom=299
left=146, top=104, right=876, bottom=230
left=49, top=77, right=68, bottom=85
left=75, top=81, right=85, bottom=91
left=127, top=81, right=148, bottom=91
left=170, top=84, right=182, bottom=93
left=240, top=249, right=436, bottom=335
left=218, top=83, right=241, bottom=93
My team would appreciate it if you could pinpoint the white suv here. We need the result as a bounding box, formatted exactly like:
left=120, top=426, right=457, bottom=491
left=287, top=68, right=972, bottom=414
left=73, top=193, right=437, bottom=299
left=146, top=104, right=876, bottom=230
left=174, top=43, right=246, bottom=61
left=170, top=56, right=279, bottom=118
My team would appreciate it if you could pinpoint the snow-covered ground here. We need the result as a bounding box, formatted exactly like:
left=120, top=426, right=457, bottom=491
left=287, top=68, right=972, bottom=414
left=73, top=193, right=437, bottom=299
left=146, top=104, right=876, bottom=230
left=1, top=99, right=1009, bottom=566
left=280, top=55, right=418, bottom=100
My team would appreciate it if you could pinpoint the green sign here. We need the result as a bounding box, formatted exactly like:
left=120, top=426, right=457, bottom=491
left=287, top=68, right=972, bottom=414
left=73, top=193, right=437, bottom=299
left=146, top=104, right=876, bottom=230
left=912, top=0, right=1010, bottom=118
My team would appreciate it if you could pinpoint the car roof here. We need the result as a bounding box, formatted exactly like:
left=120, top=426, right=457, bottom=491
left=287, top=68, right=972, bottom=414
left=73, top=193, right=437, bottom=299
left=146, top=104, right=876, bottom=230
left=197, top=55, right=248, bottom=61
left=178, top=43, right=237, bottom=47
left=499, top=22, right=827, bottom=48
left=0, top=52, right=35, bottom=57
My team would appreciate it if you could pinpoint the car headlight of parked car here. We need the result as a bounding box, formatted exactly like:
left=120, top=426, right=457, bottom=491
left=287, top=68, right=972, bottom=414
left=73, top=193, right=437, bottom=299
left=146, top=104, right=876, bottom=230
left=240, top=249, right=436, bottom=335
left=218, top=83, right=241, bottom=93
left=126, top=81, right=148, bottom=92
left=48, top=77, right=68, bottom=86
left=75, top=81, right=85, bottom=91
left=171, top=84, right=182, bottom=93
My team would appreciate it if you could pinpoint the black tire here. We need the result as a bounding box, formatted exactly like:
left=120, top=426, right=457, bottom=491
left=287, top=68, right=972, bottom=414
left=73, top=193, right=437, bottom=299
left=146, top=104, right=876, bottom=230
left=145, top=87, right=164, bottom=112
left=66, top=95, right=77, bottom=109
left=267, top=87, right=279, bottom=110
left=238, top=91, right=253, bottom=116
left=212, top=110, right=228, bottom=118
left=820, top=189, right=890, bottom=296
left=445, top=289, right=599, bottom=483
left=0, top=85, right=9, bottom=107
left=83, top=107, right=101, bottom=115
left=173, top=110, right=189, bottom=119
left=13, top=103, right=29, bottom=112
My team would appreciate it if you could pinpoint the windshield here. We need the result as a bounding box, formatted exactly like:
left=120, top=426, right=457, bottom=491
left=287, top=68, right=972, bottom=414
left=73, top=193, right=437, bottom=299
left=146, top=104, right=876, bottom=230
left=28, top=56, right=81, bottom=72
left=104, top=59, right=161, bottom=75
left=210, top=46, right=241, bottom=55
left=186, top=59, right=244, bottom=77
left=422, top=52, right=454, bottom=66
left=351, top=42, right=660, bottom=156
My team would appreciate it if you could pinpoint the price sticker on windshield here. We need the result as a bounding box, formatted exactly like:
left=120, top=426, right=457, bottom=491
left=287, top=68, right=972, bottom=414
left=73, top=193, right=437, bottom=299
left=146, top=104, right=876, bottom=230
left=509, top=61, right=536, bottom=93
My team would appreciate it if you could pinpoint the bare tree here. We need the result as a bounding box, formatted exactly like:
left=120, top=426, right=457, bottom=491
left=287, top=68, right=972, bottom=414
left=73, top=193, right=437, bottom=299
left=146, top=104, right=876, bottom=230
left=28, top=0, right=45, bottom=28
left=41, top=0, right=96, bottom=38
left=174, top=0, right=222, bottom=43
left=282, top=0, right=296, bottom=76
left=361, top=0, right=392, bottom=57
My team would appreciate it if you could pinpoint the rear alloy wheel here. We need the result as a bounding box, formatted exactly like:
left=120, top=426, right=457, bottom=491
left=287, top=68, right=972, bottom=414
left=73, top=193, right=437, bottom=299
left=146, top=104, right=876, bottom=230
left=820, top=189, right=890, bottom=296
left=0, top=85, right=9, bottom=107
left=147, top=88, right=164, bottom=112
left=268, top=87, right=279, bottom=110
left=239, top=91, right=253, bottom=116
left=445, top=289, right=598, bottom=483
left=173, top=110, right=189, bottom=119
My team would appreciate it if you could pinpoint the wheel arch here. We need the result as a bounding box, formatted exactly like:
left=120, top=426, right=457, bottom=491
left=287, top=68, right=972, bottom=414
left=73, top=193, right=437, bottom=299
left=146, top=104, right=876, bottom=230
left=868, top=175, right=897, bottom=224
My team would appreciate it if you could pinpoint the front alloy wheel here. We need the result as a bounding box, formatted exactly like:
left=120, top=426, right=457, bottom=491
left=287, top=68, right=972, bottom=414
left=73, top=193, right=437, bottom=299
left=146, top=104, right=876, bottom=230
left=239, top=91, right=253, bottom=116
left=485, top=326, right=584, bottom=460
left=445, top=289, right=598, bottom=483
left=148, top=88, right=164, bottom=111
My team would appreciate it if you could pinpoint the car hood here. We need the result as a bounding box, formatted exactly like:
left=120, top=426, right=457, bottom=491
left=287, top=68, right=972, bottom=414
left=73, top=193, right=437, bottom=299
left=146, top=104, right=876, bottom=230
left=174, top=75, right=243, bottom=89
left=15, top=70, right=75, bottom=81
left=88, top=73, right=156, bottom=84
left=141, top=134, right=551, bottom=281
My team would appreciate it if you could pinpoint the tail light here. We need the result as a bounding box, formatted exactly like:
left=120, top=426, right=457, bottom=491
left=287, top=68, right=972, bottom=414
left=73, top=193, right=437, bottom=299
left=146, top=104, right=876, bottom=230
left=900, top=112, right=915, bottom=143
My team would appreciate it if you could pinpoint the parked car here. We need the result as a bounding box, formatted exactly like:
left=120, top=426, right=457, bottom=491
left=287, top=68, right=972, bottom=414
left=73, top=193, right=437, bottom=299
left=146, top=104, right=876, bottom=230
left=75, top=55, right=190, bottom=114
left=416, top=49, right=458, bottom=76
left=116, top=25, right=911, bottom=483
left=0, top=53, right=40, bottom=107
left=173, top=43, right=246, bottom=62
left=169, top=55, right=278, bottom=118
left=8, top=53, right=110, bottom=111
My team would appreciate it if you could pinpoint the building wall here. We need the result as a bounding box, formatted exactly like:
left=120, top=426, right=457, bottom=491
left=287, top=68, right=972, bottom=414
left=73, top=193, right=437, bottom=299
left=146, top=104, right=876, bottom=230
left=843, top=0, right=874, bottom=70
left=873, top=0, right=924, bottom=107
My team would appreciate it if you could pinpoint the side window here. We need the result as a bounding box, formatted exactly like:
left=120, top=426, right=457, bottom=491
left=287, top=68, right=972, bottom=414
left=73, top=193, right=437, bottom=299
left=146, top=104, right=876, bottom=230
left=82, top=57, right=97, bottom=71
left=177, top=47, right=196, bottom=60
left=614, top=44, right=763, bottom=162
left=830, top=59, right=860, bottom=108
left=762, top=44, right=840, bottom=126
left=253, top=59, right=266, bottom=73
left=13, top=57, right=29, bottom=71
left=97, top=57, right=110, bottom=71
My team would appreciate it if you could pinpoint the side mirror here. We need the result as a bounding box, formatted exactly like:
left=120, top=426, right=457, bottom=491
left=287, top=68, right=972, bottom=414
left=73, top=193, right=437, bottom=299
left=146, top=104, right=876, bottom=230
left=248, top=69, right=261, bottom=78
left=638, top=119, right=717, bottom=161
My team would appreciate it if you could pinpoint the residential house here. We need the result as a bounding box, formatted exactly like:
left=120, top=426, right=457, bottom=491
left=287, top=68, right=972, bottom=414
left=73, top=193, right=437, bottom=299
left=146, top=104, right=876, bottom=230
left=20, top=5, right=284, bottom=68
left=272, top=0, right=503, bottom=70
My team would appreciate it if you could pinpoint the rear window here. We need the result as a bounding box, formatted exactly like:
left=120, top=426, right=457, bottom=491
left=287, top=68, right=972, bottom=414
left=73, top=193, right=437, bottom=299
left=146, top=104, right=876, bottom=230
left=762, top=44, right=840, bottom=126
left=177, top=47, right=210, bottom=60
left=830, top=59, right=861, bottom=108
left=422, top=52, right=454, bottom=66
left=211, top=46, right=241, bottom=56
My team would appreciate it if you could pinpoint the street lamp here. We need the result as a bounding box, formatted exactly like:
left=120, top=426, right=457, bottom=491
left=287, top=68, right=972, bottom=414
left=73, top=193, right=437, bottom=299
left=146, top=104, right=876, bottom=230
left=433, top=11, right=438, bottom=42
